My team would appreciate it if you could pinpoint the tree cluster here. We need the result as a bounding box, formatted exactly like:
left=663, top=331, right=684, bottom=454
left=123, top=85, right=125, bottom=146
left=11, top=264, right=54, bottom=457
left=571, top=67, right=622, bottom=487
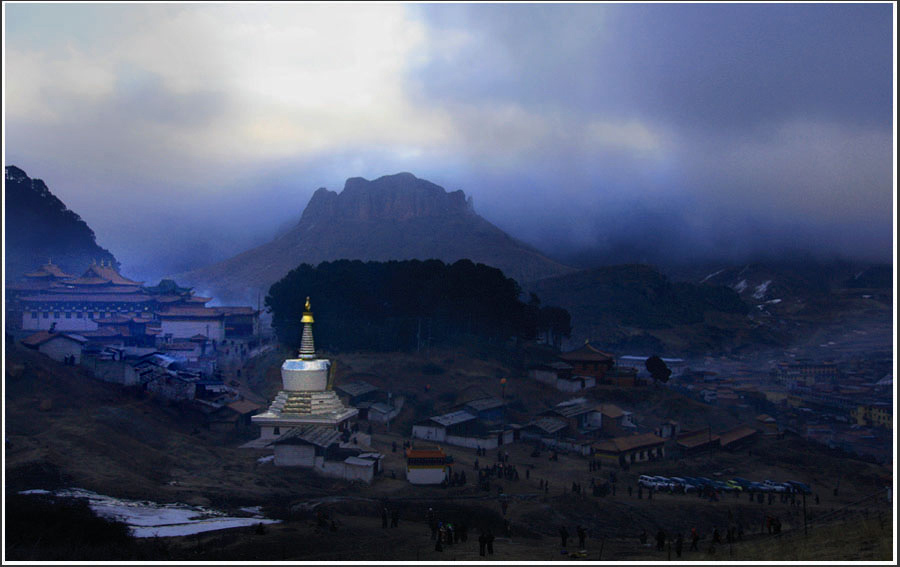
left=266, top=259, right=572, bottom=352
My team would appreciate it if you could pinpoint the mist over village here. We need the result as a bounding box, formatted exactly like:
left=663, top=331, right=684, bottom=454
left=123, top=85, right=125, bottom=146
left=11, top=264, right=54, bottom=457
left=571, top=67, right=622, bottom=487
left=2, top=2, right=896, bottom=563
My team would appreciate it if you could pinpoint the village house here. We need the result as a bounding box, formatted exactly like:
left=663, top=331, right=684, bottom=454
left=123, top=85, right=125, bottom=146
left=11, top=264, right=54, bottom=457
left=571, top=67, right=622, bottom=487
left=21, top=330, right=87, bottom=364
left=520, top=417, right=593, bottom=456
left=674, top=428, right=721, bottom=456
left=592, top=432, right=667, bottom=467
left=717, top=425, right=759, bottom=451
left=268, top=424, right=382, bottom=483
left=655, top=419, right=681, bottom=439
left=411, top=409, right=514, bottom=450
left=756, top=414, right=779, bottom=436
left=462, top=397, right=507, bottom=421
left=598, top=403, right=636, bottom=436
left=540, top=397, right=603, bottom=435
left=207, top=400, right=262, bottom=432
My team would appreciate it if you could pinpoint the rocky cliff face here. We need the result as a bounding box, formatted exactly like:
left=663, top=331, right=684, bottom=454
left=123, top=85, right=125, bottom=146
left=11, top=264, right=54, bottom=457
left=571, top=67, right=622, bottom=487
left=305, top=172, right=472, bottom=222
left=175, top=173, right=573, bottom=302
left=4, top=166, right=119, bottom=282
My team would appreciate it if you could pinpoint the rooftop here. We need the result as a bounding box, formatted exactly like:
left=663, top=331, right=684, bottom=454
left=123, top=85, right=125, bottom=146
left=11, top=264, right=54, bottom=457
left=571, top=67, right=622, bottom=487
left=593, top=432, right=665, bottom=453
left=463, top=397, right=506, bottom=412
left=335, top=380, right=380, bottom=398
left=429, top=410, right=477, bottom=427
left=559, top=341, right=614, bottom=363
left=21, top=331, right=88, bottom=347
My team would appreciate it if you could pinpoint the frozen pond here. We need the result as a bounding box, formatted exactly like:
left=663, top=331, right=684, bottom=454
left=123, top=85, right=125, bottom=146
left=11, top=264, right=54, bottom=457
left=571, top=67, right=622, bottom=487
left=20, top=488, right=280, bottom=538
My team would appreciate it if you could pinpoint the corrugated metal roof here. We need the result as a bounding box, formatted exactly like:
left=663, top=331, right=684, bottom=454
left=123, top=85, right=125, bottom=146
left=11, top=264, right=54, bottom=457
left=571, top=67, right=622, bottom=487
left=464, top=397, right=505, bottom=412
left=335, top=380, right=379, bottom=397
left=344, top=456, right=376, bottom=467
left=527, top=416, right=567, bottom=435
left=272, top=425, right=342, bottom=448
left=430, top=410, right=476, bottom=427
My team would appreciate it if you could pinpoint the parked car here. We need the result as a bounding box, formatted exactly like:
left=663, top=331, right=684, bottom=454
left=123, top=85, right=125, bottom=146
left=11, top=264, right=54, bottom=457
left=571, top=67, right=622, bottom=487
left=724, top=479, right=744, bottom=491
left=677, top=477, right=701, bottom=492
left=652, top=476, right=676, bottom=491
left=638, top=475, right=657, bottom=489
left=731, top=477, right=753, bottom=490
left=748, top=481, right=769, bottom=493
left=764, top=480, right=790, bottom=493
left=784, top=480, right=812, bottom=495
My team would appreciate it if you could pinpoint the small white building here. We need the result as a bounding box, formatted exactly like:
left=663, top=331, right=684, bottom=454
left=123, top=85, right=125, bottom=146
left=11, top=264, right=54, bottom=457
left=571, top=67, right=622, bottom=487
left=406, top=445, right=450, bottom=485
left=21, top=331, right=87, bottom=364
left=268, top=425, right=383, bottom=483
left=412, top=410, right=514, bottom=450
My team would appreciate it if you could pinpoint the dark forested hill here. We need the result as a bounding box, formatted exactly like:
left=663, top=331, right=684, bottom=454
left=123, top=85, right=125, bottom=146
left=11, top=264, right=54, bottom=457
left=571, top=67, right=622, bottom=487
left=4, top=166, right=118, bottom=281
left=266, top=259, right=571, bottom=351
left=528, top=264, right=786, bottom=355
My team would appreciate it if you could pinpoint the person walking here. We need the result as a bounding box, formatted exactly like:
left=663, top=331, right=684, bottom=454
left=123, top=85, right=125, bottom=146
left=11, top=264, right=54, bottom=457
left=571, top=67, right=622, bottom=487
left=486, top=528, right=495, bottom=555
left=675, top=533, right=683, bottom=558
left=478, top=531, right=487, bottom=556
left=690, top=528, right=699, bottom=551
left=656, top=529, right=666, bottom=552
left=381, top=507, right=388, bottom=529
left=559, top=525, right=570, bottom=548
left=577, top=525, right=587, bottom=549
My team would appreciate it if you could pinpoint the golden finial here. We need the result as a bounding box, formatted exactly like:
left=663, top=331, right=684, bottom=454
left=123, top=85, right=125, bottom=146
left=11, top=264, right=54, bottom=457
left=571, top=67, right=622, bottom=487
left=301, top=296, right=314, bottom=324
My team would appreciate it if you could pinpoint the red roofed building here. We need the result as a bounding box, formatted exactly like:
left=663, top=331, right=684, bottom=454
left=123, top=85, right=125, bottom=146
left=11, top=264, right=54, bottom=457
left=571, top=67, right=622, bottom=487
left=558, top=341, right=615, bottom=380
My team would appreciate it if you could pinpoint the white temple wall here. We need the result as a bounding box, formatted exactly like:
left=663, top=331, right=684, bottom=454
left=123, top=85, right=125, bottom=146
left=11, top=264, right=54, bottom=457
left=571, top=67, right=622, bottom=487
left=86, top=359, right=140, bottom=386
left=407, top=467, right=446, bottom=485
left=342, top=462, right=375, bottom=483
left=37, top=338, right=83, bottom=364
left=445, top=434, right=498, bottom=450
left=274, top=444, right=316, bottom=467
left=411, top=424, right=445, bottom=442
left=23, top=312, right=99, bottom=332
left=529, top=368, right=558, bottom=385
left=556, top=376, right=596, bottom=392
left=160, top=319, right=225, bottom=341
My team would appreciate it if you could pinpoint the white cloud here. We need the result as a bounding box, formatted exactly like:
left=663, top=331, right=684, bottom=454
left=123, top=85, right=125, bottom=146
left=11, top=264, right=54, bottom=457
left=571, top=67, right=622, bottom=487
left=6, top=4, right=454, bottom=164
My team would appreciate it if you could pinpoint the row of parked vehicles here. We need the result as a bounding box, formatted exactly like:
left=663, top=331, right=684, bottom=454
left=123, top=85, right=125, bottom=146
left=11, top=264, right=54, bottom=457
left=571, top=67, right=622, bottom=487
left=637, top=475, right=812, bottom=495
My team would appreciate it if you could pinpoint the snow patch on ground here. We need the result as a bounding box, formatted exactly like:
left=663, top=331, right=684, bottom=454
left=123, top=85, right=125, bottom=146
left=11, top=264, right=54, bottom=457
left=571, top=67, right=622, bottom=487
left=733, top=279, right=748, bottom=293
left=19, top=488, right=279, bottom=538
left=257, top=454, right=275, bottom=464
left=752, top=280, right=772, bottom=299
left=765, top=298, right=782, bottom=304
left=700, top=269, right=725, bottom=284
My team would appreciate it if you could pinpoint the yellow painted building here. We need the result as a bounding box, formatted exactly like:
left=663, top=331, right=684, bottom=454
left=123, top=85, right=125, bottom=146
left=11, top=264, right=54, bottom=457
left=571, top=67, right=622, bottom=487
left=852, top=404, right=893, bottom=429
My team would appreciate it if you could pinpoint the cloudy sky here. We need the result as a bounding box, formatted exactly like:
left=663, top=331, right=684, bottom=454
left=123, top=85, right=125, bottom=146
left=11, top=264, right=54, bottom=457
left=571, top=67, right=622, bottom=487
left=4, top=3, right=895, bottom=278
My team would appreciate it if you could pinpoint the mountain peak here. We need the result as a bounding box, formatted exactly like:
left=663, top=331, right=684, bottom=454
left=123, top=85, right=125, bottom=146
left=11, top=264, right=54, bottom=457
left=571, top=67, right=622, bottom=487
left=303, top=173, right=472, bottom=222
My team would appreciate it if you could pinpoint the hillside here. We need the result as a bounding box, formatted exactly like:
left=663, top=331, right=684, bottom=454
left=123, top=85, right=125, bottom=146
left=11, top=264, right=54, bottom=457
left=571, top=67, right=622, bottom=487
left=680, top=261, right=894, bottom=356
left=174, top=173, right=574, bottom=302
left=528, top=264, right=784, bottom=356
left=4, top=166, right=119, bottom=281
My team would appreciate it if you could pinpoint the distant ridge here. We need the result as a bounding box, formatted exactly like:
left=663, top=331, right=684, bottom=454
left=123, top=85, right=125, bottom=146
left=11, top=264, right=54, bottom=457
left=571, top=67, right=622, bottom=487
left=175, top=173, right=574, bottom=301
left=4, top=166, right=119, bottom=282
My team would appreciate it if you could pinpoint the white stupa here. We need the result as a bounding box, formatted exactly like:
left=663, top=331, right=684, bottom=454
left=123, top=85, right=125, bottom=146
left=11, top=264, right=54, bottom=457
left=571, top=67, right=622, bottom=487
left=252, top=297, right=358, bottom=439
